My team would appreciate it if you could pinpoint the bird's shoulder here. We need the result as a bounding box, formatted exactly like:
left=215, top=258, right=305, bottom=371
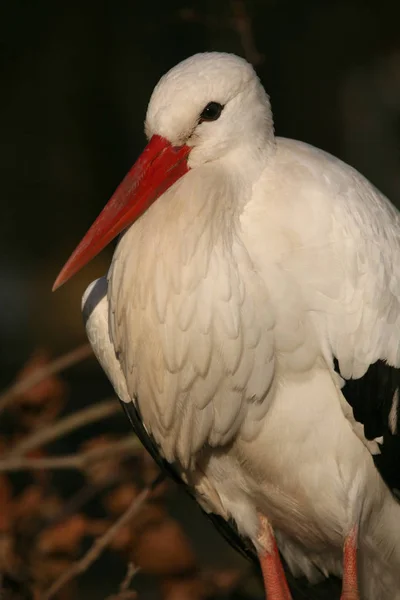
left=274, top=139, right=400, bottom=495
left=245, top=136, right=400, bottom=376
left=273, top=137, right=399, bottom=221
left=243, top=137, right=400, bottom=496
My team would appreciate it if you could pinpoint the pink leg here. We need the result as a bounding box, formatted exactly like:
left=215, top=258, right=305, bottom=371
left=257, top=515, right=292, bottom=600
left=340, top=526, right=360, bottom=600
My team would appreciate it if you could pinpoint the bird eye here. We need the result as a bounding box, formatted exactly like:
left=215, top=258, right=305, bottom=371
left=199, top=102, right=224, bottom=123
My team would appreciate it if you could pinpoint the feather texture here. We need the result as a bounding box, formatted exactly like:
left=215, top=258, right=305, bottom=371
left=108, top=166, right=276, bottom=466
left=82, top=277, right=258, bottom=566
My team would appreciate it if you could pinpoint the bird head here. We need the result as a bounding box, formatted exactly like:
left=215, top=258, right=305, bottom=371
left=53, top=52, right=274, bottom=291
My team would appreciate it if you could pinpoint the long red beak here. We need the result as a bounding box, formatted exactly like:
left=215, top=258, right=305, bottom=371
left=53, top=135, right=190, bottom=291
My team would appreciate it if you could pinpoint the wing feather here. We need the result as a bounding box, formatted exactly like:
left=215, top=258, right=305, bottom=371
left=82, top=277, right=131, bottom=405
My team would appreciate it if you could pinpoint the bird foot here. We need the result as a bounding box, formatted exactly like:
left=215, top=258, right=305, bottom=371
left=340, top=526, right=359, bottom=600
left=257, top=515, right=292, bottom=600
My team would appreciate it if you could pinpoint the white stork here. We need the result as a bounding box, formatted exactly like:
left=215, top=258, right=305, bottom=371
left=53, top=53, right=400, bottom=599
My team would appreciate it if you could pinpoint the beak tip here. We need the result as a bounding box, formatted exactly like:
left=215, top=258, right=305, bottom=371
left=52, top=271, right=67, bottom=292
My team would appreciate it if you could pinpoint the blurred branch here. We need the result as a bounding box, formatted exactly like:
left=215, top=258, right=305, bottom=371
left=0, top=343, right=93, bottom=415
left=42, top=485, right=152, bottom=600
left=0, top=437, right=141, bottom=472
left=119, top=563, right=139, bottom=593
left=9, top=397, right=120, bottom=457
left=231, top=0, right=263, bottom=65
left=105, top=563, right=140, bottom=600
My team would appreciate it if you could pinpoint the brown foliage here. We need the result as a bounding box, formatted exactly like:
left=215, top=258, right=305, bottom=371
left=0, top=347, right=244, bottom=600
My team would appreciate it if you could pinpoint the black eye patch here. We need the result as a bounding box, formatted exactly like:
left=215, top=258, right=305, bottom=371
left=199, top=102, right=224, bottom=123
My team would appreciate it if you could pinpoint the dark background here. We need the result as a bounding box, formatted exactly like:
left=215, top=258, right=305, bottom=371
left=1, top=1, right=400, bottom=597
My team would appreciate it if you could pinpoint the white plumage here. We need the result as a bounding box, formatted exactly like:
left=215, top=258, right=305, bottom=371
left=62, top=53, right=400, bottom=598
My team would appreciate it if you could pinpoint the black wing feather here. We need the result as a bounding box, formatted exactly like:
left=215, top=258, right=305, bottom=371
left=334, top=358, right=400, bottom=493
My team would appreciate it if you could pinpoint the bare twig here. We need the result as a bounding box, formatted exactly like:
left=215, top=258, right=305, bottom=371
left=0, top=437, right=141, bottom=472
left=9, top=397, right=120, bottom=457
left=231, top=0, right=264, bottom=65
left=0, top=343, right=93, bottom=415
left=119, top=563, right=140, bottom=592
left=42, top=486, right=152, bottom=600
